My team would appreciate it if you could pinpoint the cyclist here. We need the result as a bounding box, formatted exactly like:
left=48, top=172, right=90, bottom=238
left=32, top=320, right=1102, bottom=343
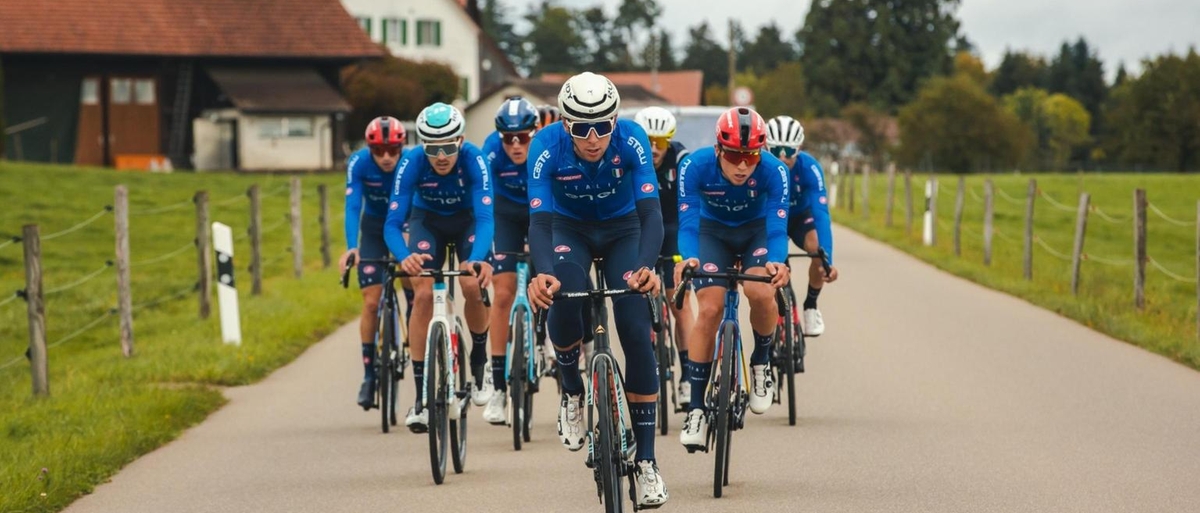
left=480, top=96, right=540, bottom=425
left=765, top=115, right=839, bottom=339
left=674, top=107, right=792, bottom=450
left=536, top=104, right=561, bottom=130
left=526, top=72, right=668, bottom=508
left=633, top=106, right=695, bottom=408
left=340, top=116, right=414, bottom=409
left=383, top=102, right=495, bottom=433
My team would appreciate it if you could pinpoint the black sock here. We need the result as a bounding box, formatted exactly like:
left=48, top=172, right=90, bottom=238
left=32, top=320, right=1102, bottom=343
left=492, top=355, right=507, bottom=393
left=470, top=331, right=489, bottom=366
left=804, top=285, right=821, bottom=310
left=412, top=361, right=425, bottom=402
left=631, top=402, right=657, bottom=462
left=689, top=360, right=711, bottom=410
left=678, top=350, right=689, bottom=380
left=362, top=343, right=375, bottom=380
left=750, top=331, right=774, bottom=365
left=556, top=345, right=583, bottom=395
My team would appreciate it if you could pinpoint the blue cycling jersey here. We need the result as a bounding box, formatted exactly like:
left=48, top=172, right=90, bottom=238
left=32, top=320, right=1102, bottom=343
left=481, top=131, right=528, bottom=204
left=788, top=151, right=835, bottom=265
left=677, top=146, right=790, bottom=262
left=383, top=144, right=494, bottom=262
left=526, top=119, right=663, bottom=275
left=343, top=147, right=395, bottom=249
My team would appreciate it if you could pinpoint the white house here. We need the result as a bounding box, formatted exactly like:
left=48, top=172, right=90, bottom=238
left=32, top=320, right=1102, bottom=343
left=340, top=0, right=516, bottom=107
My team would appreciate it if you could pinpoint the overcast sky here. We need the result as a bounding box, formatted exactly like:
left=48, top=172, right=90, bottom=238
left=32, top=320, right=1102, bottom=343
left=512, top=0, right=1200, bottom=80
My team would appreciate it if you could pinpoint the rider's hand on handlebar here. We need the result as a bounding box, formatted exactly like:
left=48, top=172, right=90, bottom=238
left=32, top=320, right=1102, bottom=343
left=338, top=248, right=359, bottom=273
left=765, top=262, right=790, bottom=289
left=824, top=265, right=839, bottom=283
left=400, top=253, right=432, bottom=276
left=463, top=260, right=494, bottom=289
left=627, top=267, right=659, bottom=295
left=674, top=258, right=699, bottom=287
left=529, top=274, right=560, bottom=310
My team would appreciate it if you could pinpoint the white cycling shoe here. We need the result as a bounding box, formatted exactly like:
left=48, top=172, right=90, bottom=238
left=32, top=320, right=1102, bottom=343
left=557, top=393, right=585, bottom=451
left=803, top=308, right=825, bottom=337
left=405, top=406, right=428, bottom=433
left=679, top=409, right=708, bottom=451
left=634, top=460, right=669, bottom=509
left=471, top=362, right=494, bottom=406
left=483, top=392, right=508, bottom=425
left=749, top=364, right=775, bottom=414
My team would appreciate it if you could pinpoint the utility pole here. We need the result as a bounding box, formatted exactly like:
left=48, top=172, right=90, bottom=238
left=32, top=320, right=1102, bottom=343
left=650, top=31, right=661, bottom=94
left=727, top=19, right=736, bottom=105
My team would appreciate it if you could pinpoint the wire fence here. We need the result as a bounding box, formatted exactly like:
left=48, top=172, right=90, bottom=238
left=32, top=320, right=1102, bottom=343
left=1148, top=203, right=1197, bottom=227
left=44, top=262, right=112, bottom=295
left=42, top=207, right=112, bottom=241
left=131, top=242, right=194, bottom=267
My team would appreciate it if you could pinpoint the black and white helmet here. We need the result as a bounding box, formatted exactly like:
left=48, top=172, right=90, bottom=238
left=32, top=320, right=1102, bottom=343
left=766, top=115, right=805, bottom=147
left=558, top=72, right=621, bottom=122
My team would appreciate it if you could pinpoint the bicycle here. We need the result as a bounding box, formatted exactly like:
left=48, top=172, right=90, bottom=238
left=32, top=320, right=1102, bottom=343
left=651, top=255, right=682, bottom=434
left=771, top=249, right=830, bottom=426
left=400, top=249, right=490, bottom=485
left=535, top=257, right=661, bottom=512
left=674, top=262, right=788, bottom=498
left=497, top=251, right=548, bottom=451
left=340, top=255, right=410, bottom=433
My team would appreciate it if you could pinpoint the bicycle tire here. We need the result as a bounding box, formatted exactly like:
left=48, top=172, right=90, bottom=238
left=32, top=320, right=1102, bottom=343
left=511, top=311, right=527, bottom=451
left=783, top=294, right=798, bottom=427
left=714, top=323, right=737, bottom=498
left=451, top=327, right=468, bottom=474
left=427, top=323, right=448, bottom=485
left=379, top=304, right=394, bottom=433
left=655, top=294, right=671, bottom=435
left=594, top=357, right=625, bottom=513
left=389, top=305, right=402, bottom=426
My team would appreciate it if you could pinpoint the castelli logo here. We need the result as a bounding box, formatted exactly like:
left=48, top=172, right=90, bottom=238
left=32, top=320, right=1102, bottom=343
left=363, top=265, right=376, bottom=274
left=345, top=187, right=354, bottom=196
left=495, top=253, right=507, bottom=261
left=748, top=179, right=756, bottom=187
left=623, top=270, right=634, bottom=281
left=703, top=263, right=719, bottom=272
left=819, top=196, right=827, bottom=205
left=469, top=235, right=475, bottom=243
left=752, top=248, right=767, bottom=257
left=389, top=201, right=399, bottom=210
left=554, top=245, right=571, bottom=253
left=641, top=183, right=655, bottom=193
left=482, top=196, right=492, bottom=205
left=418, top=240, right=431, bottom=250
left=530, top=198, right=542, bottom=208
left=777, top=209, right=787, bottom=218
left=612, top=155, right=621, bottom=165
left=679, top=203, right=688, bottom=212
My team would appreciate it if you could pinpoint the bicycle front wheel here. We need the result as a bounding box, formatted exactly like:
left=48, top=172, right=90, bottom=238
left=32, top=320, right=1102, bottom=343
left=510, top=312, right=527, bottom=451
left=450, top=327, right=468, bottom=474
left=714, top=323, right=737, bottom=498
left=427, top=323, right=449, bottom=484
left=594, top=357, right=625, bottom=513
left=379, top=302, right=396, bottom=433
left=655, top=294, right=672, bottom=435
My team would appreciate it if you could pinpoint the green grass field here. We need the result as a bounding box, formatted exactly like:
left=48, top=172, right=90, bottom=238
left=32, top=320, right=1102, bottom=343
left=831, top=170, right=1200, bottom=370
left=0, top=162, right=358, bottom=512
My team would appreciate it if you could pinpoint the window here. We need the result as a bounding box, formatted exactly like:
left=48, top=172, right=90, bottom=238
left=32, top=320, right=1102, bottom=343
left=258, top=117, right=314, bottom=139
left=111, top=78, right=132, bottom=104
left=134, top=79, right=156, bottom=105
left=459, top=77, right=469, bottom=102
left=416, top=19, right=441, bottom=47
left=80, top=78, right=99, bottom=105
left=356, top=16, right=371, bottom=37
left=382, top=18, right=407, bottom=45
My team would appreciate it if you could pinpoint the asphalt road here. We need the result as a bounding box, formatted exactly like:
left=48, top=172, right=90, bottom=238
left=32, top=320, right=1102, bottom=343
left=65, top=227, right=1200, bottom=513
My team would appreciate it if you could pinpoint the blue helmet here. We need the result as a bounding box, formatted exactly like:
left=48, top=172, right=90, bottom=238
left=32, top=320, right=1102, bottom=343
left=494, top=97, right=539, bottom=132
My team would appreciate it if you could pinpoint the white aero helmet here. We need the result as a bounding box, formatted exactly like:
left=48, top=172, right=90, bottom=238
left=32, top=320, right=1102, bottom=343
left=558, top=72, right=621, bottom=122
left=766, top=115, right=805, bottom=147
left=416, top=102, right=465, bottom=141
left=634, top=106, right=677, bottom=139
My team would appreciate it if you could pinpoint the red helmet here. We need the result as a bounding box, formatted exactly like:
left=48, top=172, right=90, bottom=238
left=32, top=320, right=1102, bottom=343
left=715, top=107, right=767, bottom=150
left=365, top=116, right=406, bottom=146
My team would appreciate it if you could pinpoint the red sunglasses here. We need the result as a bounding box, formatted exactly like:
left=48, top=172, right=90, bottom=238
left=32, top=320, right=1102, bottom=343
left=718, top=146, right=761, bottom=167
left=370, top=144, right=401, bottom=157
left=501, top=130, right=535, bottom=145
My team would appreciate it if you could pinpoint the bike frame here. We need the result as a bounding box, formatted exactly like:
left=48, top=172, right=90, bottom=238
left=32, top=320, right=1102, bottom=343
left=706, top=280, right=750, bottom=420
left=421, top=274, right=466, bottom=413
left=505, top=258, right=539, bottom=385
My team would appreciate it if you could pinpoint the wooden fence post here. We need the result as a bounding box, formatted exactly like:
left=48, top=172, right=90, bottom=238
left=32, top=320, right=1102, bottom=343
left=318, top=184, right=331, bottom=269
left=1070, top=192, right=1091, bottom=295
left=847, top=162, right=856, bottom=213
left=885, top=163, right=896, bottom=227
left=23, top=225, right=48, bottom=397
left=1195, top=201, right=1199, bottom=343
left=249, top=185, right=262, bottom=295
left=984, top=179, right=994, bottom=266
left=904, top=169, right=914, bottom=235
left=290, top=177, right=303, bottom=278
left=861, top=163, right=871, bottom=220
left=194, top=192, right=212, bottom=319
left=1023, top=179, right=1036, bottom=281
left=953, top=176, right=965, bottom=256
left=1134, top=188, right=1146, bottom=309
left=114, top=185, right=134, bottom=357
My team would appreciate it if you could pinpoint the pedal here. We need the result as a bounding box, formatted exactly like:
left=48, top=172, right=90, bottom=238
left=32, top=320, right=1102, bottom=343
left=684, top=444, right=708, bottom=454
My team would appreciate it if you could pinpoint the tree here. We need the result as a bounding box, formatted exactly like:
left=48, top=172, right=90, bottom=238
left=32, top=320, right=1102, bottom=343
left=524, top=2, right=588, bottom=75
left=1113, top=62, right=1128, bottom=87
left=1003, top=87, right=1051, bottom=169
left=1046, top=38, right=1107, bottom=129
left=990, top=50, right=1047, bottom=97
left=613, top=0, right=662, bottom=67
left=841, top=102, right=893, bottom=169
left=0, top=56, right=6, bottom=158
left=753, top=62, right=808, bottom=119
left=897, top=75, right=1029, bottom=172
left=1042, top=93, right=1091, bottom=170
left=1104, top=50, right=1200, bottom=171
left=954, top=51, right=989, bottom=87
left=480, top=0, right=525, bottom=73
left=797, top=0, right=963, bottom=115
left=340, top=53, right=460, bottom=140
left=638, top=29, right=678, bottom=72
left=682, top=21, right=729, bottom=90
left=578, top=7, right=619, bottom=71
left=742, top=23, right=796, bottom=75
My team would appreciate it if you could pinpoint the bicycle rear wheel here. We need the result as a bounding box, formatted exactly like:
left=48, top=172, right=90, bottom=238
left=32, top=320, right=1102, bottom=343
left=510, top=312, right=527, bottom=451
left=427, top=323, right=448, bottom=484
left=783, top=296, right=798, bottom=427
left=379, top=301, right=397, bottom=432
left=594, top=357, right=625, bottom=513
left=714, top=323, right=737, bottom=498
left=450, top=327, right=468, bottom=474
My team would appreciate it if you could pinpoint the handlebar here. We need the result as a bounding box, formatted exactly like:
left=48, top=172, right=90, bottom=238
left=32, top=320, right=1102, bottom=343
left=787, top=248, right=831, bottom=278
left=340, top=255, right=490, bottom=307
left=532, top=287, right=655, bottom=331
left=672, top=264, right=789, bottom=316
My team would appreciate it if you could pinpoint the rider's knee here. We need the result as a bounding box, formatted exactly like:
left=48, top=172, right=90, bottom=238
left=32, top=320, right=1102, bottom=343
left=744, top=281, right=774, bottom=305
